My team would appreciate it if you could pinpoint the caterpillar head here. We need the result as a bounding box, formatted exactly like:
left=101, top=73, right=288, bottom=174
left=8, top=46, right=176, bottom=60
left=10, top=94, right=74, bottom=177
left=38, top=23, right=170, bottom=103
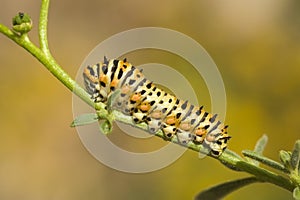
left=83, top=63, right=108, bottom=102
left=83, top=64, right=100, bottom=95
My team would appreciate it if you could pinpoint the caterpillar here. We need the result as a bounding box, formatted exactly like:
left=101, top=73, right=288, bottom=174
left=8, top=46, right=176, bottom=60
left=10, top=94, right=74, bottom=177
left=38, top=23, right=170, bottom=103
left=83, top=57, right=231, bottom=156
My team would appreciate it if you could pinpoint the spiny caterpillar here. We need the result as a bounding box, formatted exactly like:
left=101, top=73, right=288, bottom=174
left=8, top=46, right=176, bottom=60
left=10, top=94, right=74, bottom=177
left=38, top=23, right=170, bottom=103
left=83, top=57, right=231, bottom=156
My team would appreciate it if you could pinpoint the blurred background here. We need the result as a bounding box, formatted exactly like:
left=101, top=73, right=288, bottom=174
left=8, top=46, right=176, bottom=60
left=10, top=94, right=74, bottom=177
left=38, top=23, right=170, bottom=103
left=1, top=0, right=300, bottom=199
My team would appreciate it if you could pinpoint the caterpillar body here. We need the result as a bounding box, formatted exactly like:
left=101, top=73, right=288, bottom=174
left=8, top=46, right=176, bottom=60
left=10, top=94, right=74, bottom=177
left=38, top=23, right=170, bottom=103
left=83, top=57, right=230, bottom=156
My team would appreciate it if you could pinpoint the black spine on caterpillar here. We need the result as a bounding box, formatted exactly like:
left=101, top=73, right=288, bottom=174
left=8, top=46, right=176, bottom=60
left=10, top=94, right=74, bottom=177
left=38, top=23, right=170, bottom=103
left=83, top=58, right=231, bottom=156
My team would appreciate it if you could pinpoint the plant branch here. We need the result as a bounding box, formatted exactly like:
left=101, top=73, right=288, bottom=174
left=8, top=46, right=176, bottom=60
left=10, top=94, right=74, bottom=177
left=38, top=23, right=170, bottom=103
left=39, top=0, right=50, bottom=55
left=242, top=150, right=289, bottom=173
left=108, top=109, right=296, bottom=192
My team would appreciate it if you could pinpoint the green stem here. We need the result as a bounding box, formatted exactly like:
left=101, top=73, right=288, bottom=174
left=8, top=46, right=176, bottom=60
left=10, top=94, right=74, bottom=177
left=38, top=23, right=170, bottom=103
left=39, top=0, right=50, bottom=54
left=222, top=150, right=294, bottom=192
left=112, top=109, right=295, bottom=192
left=0, top=1, right=94, bottom=109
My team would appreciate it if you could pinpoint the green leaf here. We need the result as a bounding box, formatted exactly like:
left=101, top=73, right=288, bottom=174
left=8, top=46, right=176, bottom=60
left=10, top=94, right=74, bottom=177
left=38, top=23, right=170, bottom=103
left=293, top=187, right=300, bottom=200
left=291, top=140, right=300, bottom=173
left=70, top=113, right=98, bottom=127
left=107, top=89, right=121, bottom=112
left=242, top=150, right=289, bottom=173
left=246, top=134, right=268, bottom=166
left=254, top=134, right=268, bottom=154
left=194, top=177, right=260, bottom=200
left=279, top=150, right=292, bottom=172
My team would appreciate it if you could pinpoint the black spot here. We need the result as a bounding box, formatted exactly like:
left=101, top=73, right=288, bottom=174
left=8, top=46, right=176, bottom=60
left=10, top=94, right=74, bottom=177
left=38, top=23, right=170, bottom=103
left=141, top=90, right=146, bottom=95
left=153, top=87, right=157, bottom=91
left=159, top=100, right=164, bottom=104
left=157, top=91, right=161, bottom=97
left=150, top=101, right=156, bottom=106
left=130, top=100, right=136, bottom=104
left=209, top=114, right=218, bottom=123
left=146, top=82, right=152, bottom=89
left=129, top=79, right=136, bottom=85
left=110, top=64, right=117, bottom=81
left=117, top=70, right=123, bottom=79
left=196, top=106, right=203, bottom=116
left=133, top=118, right=139, bottom=123
left=100, top=81, right=106, bottom=87
left=117, top=102, right=122, bottom=106
left=110, top=86, right=115, bottom=91
left=176, top=113, right=181, bottom=119
left=148, top=92, right=153, bottom=96
left=181, top=101, right=188, bottom=110
left=121, top=93, right=126, bottom=97
left=158, top=122, right=161, bottom=126
left=175, top=99, right=180, bottom=104
left=167, top=133, right=173, bottom=138
left=191, top=119, right=196, bottom=124
left=113, top=60, right=119, bottom=67
left=204, top=125, right=210, bottom=129
left=199, top=112, right=208, bottom=123
left=102, top=64, right=108, bottom=74
left=168, top=99, right=172, bottom=103
left=123, top=58, right=127, bottom=62
left=162, top=108, right=167, bottom=113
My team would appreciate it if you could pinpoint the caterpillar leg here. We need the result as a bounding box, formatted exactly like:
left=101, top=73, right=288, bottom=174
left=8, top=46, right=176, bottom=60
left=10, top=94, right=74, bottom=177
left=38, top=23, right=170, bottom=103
left=176, top=130, right=194, bottom=145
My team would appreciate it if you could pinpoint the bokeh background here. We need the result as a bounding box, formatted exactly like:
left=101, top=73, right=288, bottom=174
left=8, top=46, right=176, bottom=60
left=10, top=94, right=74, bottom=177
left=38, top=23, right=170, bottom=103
left=1, top=0, right=300, bottom=199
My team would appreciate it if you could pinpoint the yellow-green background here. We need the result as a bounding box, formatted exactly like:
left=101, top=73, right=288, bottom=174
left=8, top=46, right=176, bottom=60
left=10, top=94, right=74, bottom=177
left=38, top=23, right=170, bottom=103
left=1, top=1, right=300, bottom=199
